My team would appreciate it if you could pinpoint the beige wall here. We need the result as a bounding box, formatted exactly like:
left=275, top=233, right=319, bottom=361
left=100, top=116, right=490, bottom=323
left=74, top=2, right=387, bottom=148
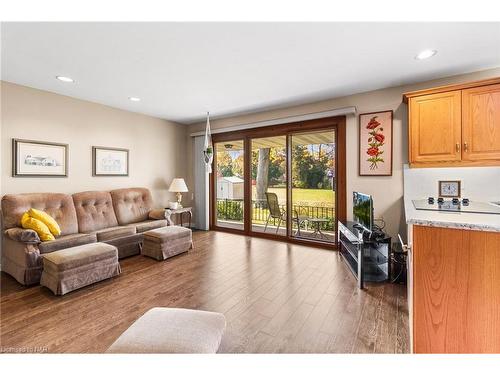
left=1, top=81, right=189, bottom=206
left=3, top=66, right=499, bottom=241
left=187, top=67, right=500, bottom=238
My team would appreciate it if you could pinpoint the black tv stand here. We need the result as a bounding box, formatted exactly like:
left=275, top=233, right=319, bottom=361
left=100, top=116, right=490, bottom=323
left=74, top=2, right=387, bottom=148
left=352, top=223, right=364, bottom=230
left=337, top=220, right=391, bottom=289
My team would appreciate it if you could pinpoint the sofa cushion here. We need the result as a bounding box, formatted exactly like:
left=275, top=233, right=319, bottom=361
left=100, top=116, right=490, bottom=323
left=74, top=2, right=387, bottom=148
left=127, top=219, right=168, bottom=233
left=110, top=188, right=154, bottom=225
left=1, top=193, right=79, bottom=235
left=103, top=233, right=143, bottom=259
left=42, top=242, right=118, bottom=272
left=73, top=191, right=119, bottom=232
left=92, top=226, right=136, bottom=241
left=148, top=209, right=166, bottom=220
left=106, top=308, right=226, bottom=353
left=38, top=233, right=97, bottom=254
left=21, top=212, right=55, bottom=242
left=28, top=208, right=61, bottom=236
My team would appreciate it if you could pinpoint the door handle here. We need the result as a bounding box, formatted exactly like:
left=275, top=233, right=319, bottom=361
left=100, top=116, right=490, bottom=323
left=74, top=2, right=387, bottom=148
left=455, top=143, right=460, bottom=153
left=464, top=142, right=468, bottom=152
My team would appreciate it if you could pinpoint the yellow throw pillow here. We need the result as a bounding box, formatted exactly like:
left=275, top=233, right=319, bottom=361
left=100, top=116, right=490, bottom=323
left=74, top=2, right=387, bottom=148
left=28, top=208, right=61, bottom=236
left=21, top=212, right=55, bottom=242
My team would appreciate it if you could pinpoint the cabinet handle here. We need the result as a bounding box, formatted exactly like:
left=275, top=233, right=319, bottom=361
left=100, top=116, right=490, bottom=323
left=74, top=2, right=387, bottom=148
left=455, top=143, right=460, bottom=153
left=464, top=142, right=468, bottom=152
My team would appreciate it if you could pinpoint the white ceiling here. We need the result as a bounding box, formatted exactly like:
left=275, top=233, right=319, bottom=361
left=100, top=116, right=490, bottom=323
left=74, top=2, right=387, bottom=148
left=2, top=22, right=500, bottom=124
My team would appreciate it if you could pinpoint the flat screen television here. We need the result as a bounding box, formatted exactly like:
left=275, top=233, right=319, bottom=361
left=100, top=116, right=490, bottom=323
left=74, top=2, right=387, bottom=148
left=353, top=192, right=373, bottom=231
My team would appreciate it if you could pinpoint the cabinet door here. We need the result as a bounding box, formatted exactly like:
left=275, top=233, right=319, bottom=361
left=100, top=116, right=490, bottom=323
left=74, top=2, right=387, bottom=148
left=412, top=225, right=469, bottom=353
left=462, top=83, right=500, bottom=161
left=409, top=90, right=462, bottom=164
left=412, top=225, right=500, bottom=353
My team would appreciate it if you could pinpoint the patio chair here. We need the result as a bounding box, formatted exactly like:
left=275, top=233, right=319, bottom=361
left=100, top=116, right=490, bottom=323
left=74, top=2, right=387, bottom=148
left=264, top=192, right=308, bottom=235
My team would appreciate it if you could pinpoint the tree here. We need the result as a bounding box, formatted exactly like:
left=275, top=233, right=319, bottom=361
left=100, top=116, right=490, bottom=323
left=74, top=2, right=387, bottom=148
left=217, top=151, right=233, bottom=177
left=255, top=148, right=270, bottom=204
left=268, top=148, right=286, bottom=185
left=252, top=147, right=285, bottom=185
left=292, top=144, right=309, bottom=188
left=292, top=144, right=331, bottom=189
left=233, top=154, right=244, bottom=177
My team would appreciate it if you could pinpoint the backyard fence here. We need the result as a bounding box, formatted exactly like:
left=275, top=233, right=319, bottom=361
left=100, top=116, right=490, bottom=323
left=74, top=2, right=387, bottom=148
left=216, top=198, right=335, bottom=231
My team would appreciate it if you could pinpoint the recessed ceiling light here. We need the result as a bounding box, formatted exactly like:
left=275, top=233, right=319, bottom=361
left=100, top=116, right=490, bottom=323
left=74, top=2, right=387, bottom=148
left=415, top=49, right=437, bottom=60
left=128, top=97, right=141, bottom=102
left=56, top=76, right=74, bottom=83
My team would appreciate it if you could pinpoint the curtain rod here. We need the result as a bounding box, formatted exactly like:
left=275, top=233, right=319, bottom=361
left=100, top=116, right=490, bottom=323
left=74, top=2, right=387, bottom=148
left=189, top=106, right=357, bottom=137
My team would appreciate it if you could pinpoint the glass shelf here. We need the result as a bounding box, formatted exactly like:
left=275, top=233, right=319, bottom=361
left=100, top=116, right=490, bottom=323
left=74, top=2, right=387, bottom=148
left=338, top=220, right=390, bottom=288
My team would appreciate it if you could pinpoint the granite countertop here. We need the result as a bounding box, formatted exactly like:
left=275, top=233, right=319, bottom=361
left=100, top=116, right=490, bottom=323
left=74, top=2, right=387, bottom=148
left=404, top=199, right=500, bottom=232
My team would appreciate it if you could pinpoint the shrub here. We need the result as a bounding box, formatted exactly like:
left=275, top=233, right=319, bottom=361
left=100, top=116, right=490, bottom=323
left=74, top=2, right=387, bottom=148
left=217, top=200, right=243, bottom=221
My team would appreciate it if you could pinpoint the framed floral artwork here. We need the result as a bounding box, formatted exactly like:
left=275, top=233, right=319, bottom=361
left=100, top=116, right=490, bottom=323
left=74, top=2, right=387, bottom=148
left=359, top=110, right=393, bottom=176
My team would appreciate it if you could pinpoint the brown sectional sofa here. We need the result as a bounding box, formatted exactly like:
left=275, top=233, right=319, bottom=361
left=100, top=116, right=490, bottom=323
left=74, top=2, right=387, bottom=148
left=1, top=187, right=168, bottom=286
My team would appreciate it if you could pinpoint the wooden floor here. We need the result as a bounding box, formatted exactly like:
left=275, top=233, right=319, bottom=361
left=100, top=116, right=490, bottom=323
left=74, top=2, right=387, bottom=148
left=0, top=231, right=409, bottom=353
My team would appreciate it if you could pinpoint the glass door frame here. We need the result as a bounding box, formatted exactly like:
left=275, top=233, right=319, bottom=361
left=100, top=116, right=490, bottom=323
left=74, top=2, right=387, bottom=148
left=210, top=132, right=249, bottom=234
left=209, top=116, right=346, bottom=249
left=248, top=134, right=288, bottom=238
left=286, top=128, right=337, bottom=244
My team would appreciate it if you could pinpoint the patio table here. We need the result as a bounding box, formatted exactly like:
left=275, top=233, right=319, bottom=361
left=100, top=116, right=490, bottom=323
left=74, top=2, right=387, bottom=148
left=308, top=218, right=329, bottom=239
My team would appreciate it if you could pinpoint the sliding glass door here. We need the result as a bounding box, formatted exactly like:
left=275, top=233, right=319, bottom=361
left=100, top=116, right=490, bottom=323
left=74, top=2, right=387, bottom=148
left=290, top=130, right=336, bottom=243
left=214, top=139, right=245, bottom=230
left=250, top=135, right=287, bottom=236
left=210, top=116, right=345, bottom=248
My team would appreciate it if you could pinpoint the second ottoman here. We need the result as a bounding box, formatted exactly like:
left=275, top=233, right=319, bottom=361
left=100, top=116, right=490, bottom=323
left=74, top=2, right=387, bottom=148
left=142, top=226, right=193, bottom=260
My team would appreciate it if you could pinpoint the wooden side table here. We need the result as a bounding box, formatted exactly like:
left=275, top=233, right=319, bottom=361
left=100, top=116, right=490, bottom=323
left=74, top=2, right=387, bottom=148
left=164, top=207, right=192, bottom=228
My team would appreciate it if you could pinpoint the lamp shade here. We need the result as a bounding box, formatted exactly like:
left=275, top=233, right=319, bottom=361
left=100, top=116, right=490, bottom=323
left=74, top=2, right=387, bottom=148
left=168, top=178, right=188, bottom=192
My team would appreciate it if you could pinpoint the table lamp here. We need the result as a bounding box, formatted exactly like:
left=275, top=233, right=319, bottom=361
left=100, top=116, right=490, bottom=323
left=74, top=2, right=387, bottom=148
left=168, top=178, right=188, bottom=208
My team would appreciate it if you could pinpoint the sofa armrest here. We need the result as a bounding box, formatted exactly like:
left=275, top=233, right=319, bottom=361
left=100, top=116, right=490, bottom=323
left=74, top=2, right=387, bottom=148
left=4, top=227, right=41, bottom=244
left=2, top=235, right=43, bottom=285
left=148, top=209, right=167, bottom=220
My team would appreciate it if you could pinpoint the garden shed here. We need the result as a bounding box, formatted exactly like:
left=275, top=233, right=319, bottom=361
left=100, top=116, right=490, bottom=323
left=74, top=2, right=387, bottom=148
left=217, top=176, right=244, bottom=200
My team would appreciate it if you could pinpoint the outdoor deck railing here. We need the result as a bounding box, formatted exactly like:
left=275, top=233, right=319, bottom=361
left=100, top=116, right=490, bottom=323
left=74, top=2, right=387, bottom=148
left=216, top=198, right=335, bottom=231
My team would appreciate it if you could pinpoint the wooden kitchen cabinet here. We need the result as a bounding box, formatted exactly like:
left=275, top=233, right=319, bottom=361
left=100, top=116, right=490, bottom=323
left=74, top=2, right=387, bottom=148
left=409, top=90, right=462, bottom=164
left=462, top=83, right=500, bottom=162
left=404, top=77, right=500, bottom=168
left=411, top=225, right=500, bottom=353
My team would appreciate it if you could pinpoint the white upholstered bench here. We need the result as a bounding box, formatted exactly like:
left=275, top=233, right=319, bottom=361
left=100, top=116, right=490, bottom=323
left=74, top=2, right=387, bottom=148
left=106, top=307, right=226, bottom=353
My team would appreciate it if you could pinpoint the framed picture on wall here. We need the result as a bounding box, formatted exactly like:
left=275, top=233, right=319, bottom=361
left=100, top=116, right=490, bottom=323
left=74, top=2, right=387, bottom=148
left=358, top=110, right=393, bottom=176
left=12, top=138, right=68, bottom=177
left=92, top=146, right=129, bottom=176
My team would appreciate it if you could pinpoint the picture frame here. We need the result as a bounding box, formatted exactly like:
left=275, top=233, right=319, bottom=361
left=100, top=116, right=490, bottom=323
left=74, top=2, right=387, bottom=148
left=92, top=146, right=129, bottom=176
left=358, top=110, right=393, bottom=176
left=12, top=138, right=68, bottom=177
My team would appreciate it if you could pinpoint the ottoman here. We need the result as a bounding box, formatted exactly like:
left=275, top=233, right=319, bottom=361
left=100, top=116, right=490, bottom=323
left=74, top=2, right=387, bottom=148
left=106, top=307, right=226, bottom=353
left=40, top=242, right=121, bottom=295
left=142, top=226, right=193, bottom=261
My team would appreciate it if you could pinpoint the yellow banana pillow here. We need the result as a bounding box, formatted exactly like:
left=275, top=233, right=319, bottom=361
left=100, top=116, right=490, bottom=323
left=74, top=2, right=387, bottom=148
left=27, top=208, right=61, bottom=236
left=21, top=212, right=55, bottom=242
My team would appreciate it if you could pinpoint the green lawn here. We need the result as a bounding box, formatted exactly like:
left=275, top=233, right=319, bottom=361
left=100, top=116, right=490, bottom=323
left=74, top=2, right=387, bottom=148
left=252, top=186, right=335, bottom=207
